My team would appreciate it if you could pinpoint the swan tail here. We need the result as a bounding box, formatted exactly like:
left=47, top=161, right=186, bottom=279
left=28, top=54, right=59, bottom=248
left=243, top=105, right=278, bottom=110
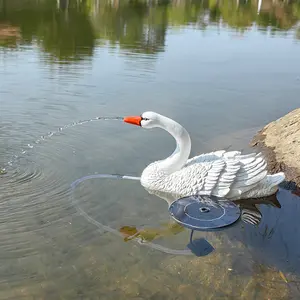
left=267, top=172, right=286, bottom=187
left=228, top=172, right=285, bottom=200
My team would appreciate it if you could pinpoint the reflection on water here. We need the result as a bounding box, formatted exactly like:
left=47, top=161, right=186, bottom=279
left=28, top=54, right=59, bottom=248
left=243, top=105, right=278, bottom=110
left=237, top=193, right=282, bottom=225
left=1, top=0, right=300, bottom=60
left=1, top=0, right=300, bottom=299
left=148, top=186, right=300, bottom=275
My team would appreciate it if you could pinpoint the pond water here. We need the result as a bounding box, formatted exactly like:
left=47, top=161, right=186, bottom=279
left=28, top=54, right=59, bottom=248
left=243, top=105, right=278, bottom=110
left=1, top=0, right=300, bottom=299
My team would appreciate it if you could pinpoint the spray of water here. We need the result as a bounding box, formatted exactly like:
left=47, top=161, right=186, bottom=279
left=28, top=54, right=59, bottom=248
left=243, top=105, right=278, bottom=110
left=2, top=116, right=193, bottom=256
left=1, top=116, right=123, bottom=173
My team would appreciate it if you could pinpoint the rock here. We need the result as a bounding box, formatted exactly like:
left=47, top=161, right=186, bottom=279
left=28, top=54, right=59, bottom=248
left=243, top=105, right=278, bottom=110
left=251, top=108, right=300, bottom=187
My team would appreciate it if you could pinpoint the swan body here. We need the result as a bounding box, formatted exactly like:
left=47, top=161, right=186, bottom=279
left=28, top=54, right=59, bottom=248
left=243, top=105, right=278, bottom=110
left=124, top=112, right=285, bottom=200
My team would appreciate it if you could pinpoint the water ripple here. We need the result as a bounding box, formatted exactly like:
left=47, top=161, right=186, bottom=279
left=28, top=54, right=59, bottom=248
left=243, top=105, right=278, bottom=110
left=0, top=117, right=126, bottom=260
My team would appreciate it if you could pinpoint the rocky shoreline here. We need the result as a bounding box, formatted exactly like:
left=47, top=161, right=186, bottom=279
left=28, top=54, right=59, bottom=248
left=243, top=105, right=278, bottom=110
left=251, top=108, right=300, bottom=187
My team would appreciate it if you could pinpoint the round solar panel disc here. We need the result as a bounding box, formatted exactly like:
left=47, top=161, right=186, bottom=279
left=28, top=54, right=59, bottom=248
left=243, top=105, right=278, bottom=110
left=169, top=195, right=241, bottom=231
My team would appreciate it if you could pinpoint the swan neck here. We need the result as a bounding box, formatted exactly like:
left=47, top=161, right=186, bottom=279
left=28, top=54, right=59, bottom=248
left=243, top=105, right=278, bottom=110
left=158, top=116, right=191, bottom=173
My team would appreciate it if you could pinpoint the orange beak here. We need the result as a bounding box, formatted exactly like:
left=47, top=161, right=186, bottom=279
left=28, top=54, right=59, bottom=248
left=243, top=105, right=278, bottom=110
left=123, top=116, right=142, bottom=126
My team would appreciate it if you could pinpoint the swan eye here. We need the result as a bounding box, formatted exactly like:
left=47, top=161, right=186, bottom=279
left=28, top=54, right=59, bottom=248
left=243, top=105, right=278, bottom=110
left=142, top=117, right=150, bottom=121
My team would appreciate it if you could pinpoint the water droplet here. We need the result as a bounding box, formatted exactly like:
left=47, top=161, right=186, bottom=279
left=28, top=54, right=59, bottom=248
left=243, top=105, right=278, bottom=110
left=0, top=168, right=7, bottom=175
left=4, top=115, right=123, bottom=170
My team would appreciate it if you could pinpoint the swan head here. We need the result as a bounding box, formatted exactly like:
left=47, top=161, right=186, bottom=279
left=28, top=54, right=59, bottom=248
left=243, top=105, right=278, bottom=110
left=123, top=111, right=161, bottom=129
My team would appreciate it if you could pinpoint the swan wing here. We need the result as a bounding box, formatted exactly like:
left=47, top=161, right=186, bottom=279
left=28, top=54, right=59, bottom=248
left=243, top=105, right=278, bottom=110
left=182, top=150, right=240, bottom=196
left=167, top=151, right=226, bottom=196
left=225, top=152, right=268, bottom=198
left=210, top=157, right=241, bottom=197
left=182, top=151, right=268, bottom=198
left=212, top=152, right=268, bottom=198
left=185, top=150, right=227, bottom=167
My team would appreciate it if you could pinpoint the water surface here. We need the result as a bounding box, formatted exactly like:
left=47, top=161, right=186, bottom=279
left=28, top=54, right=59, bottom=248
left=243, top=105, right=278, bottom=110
left=1, top=0, right=300, bottom=299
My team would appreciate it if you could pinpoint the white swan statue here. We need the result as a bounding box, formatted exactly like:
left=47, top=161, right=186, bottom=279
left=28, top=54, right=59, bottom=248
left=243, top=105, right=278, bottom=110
left=123, top=111, right=285, bottom=200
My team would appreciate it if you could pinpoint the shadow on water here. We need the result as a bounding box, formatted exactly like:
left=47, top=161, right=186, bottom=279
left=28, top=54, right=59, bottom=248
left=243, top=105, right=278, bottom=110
left=1, top=0, right=300, bottom=63
left=232, top=184, right=300, bottom=275
left=138, top=182, right=300, bottom=275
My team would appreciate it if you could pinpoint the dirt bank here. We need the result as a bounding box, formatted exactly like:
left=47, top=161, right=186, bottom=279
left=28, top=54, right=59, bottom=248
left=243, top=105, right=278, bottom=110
left=251, top=108, right=300, bottom=187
